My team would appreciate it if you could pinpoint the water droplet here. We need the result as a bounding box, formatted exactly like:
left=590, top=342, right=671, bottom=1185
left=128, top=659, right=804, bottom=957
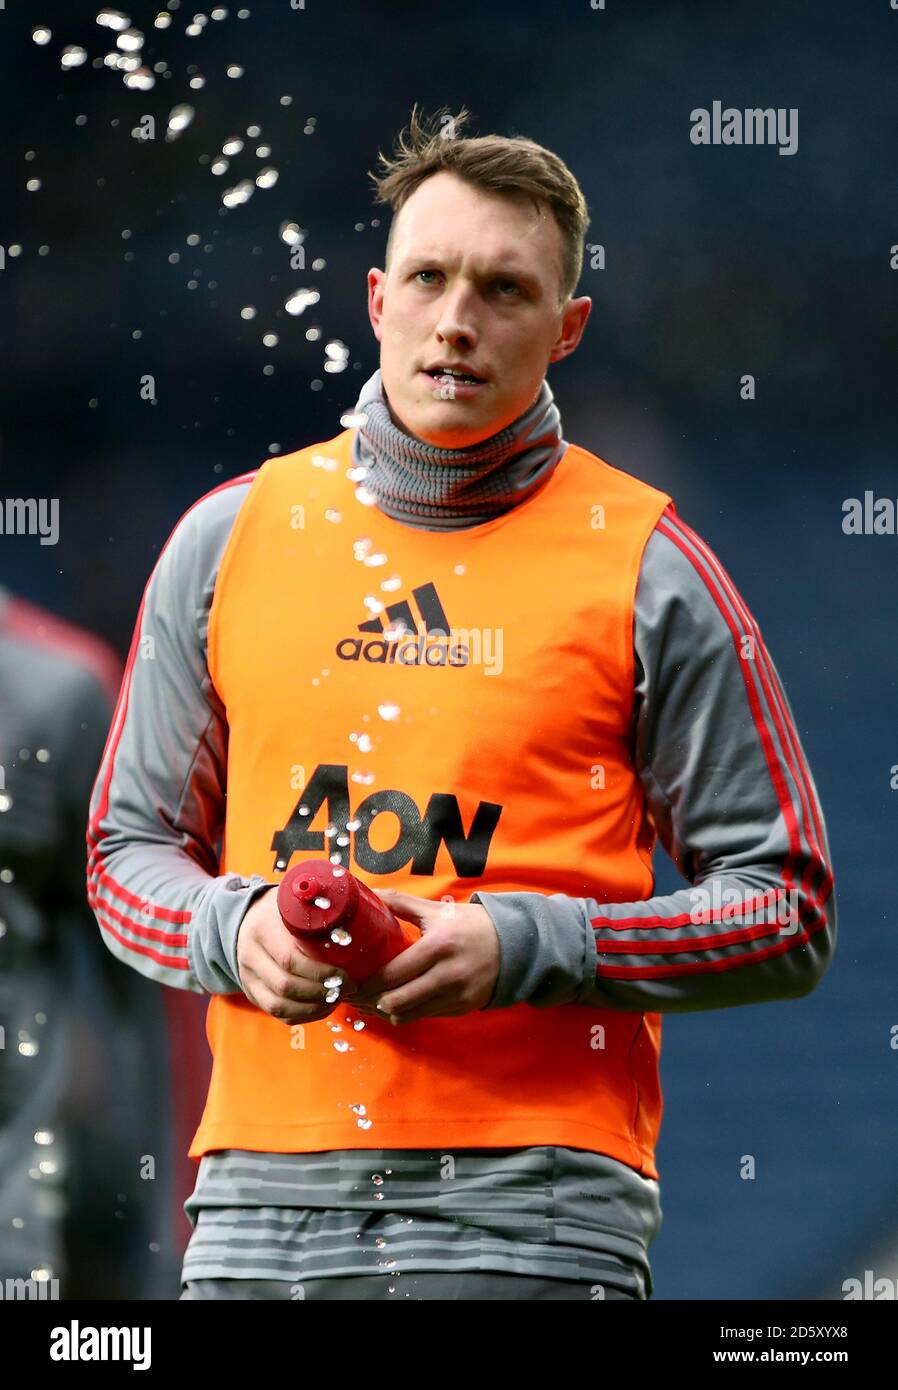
left=333, top=1040, right=350, bottom=1053
left=255, top=166, right=278, bottom=189
left=371, top=1174, right=384, bottom=1186
left=226, top=64, right=244, bottom=78
left=222, top=179, right=255, bottom=208
left=166, top=104, right=195, bottom=139
left=285, top=288, right=320, bottom=316
left=124, top=67, right=155, bottom=90
left=313, top=895, right=331, bottom=910
left=377, top=703, right=400, bottom=722
left=375, top=1237, right=386, bottom=1248
left=96, top=9, right=131, bottom=32
left=349, top=1103, right=367, bottom=1116
left=352, top=1020, right=365, bottom=1032
left=324, top=976, right=344, bottom=990
left=60, top=45, right=89, bottom=68
left=330, top=927, right=352, bottom=946
left=324, top=509, right=343, bottom=523
left=279, top=221, right=303, bottom=247
left=222, top=137, right=244, bottom=155
left=116, top=28, right=145, bottom=52
left=32, top=27, right=52, bottom=45
left=355, top=486, right=377, bottom=508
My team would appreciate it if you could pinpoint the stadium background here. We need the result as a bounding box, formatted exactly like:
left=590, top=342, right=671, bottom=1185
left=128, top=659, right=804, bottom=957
left=0, top=0, right=895, bottom=1300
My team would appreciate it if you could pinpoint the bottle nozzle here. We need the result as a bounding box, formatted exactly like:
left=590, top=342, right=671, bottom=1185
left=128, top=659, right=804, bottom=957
left=292, top=873, right=322, bottom=902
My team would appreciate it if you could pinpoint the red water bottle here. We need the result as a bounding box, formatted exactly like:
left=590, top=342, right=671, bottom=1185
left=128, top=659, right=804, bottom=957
left=277, top=858, right=412, bottom=984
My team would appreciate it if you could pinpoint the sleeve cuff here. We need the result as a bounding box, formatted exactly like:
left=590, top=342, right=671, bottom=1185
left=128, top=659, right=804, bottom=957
left=190, top=874, right=277, bottom=994
left=469, top=889, right=597, bottom=1010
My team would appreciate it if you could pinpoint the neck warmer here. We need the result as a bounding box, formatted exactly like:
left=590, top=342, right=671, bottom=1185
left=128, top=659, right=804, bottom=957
left=349, top=368, right=568, bottom=530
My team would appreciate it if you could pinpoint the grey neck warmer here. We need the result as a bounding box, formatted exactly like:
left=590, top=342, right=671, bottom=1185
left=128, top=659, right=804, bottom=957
left=349, top=368, right=567, bottom=530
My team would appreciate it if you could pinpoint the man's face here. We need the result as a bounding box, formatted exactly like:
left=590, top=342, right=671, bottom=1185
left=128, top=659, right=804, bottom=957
left=367, top=170, right=591, bottom=448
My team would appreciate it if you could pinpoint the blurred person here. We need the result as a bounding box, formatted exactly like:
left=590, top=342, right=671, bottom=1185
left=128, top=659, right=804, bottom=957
left=87, top=106, right=836, bottom=1302
left=0, top=584, right=207, bottom=1298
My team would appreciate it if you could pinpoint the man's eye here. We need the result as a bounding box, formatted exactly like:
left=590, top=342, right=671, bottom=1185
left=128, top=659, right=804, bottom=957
left=415, top=270, right=440, bottom=284
left=495, top=280, right=520, bottom=295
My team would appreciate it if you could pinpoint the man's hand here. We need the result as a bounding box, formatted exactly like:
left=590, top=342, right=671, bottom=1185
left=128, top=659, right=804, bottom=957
left=236, top=887, right=357, bottom=1024
left=349, top=890, right=501, bottom=1025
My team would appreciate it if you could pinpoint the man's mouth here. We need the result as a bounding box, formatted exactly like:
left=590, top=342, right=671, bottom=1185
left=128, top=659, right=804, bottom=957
left=423, top=365, right=487, bottom=387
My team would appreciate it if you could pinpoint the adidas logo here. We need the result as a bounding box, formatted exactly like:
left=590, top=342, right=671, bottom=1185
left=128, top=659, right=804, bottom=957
left=336, top=581, right=471, bottom=668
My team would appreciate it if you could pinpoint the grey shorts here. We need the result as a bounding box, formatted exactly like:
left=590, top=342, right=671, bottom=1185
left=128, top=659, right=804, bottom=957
left=180, top=1272, right=640, bottom=1300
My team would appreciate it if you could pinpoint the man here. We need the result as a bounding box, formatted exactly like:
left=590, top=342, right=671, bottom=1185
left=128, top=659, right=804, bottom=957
left=0, top=584, right=202, bottom=1299
left=86, top=106, right=836, bottom=1301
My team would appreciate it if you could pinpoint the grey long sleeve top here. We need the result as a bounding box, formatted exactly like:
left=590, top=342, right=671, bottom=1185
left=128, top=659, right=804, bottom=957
left=86, top=476, right=835, bottom=1011
left=85, top=466, right=836, bottom=1296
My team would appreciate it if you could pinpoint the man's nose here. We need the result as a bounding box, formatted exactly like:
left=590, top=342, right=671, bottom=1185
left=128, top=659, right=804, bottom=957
left=435, top=287, right=478, bottom=345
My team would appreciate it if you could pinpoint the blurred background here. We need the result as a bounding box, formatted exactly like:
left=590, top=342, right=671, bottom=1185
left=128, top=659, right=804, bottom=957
left=0, top=0, right=894, bottom=1300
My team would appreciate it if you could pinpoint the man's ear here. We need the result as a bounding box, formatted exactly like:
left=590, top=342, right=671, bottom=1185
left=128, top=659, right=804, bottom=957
left=367, top=267, right=385, bottom=342
left=549, top=295, right=592, bottom=364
